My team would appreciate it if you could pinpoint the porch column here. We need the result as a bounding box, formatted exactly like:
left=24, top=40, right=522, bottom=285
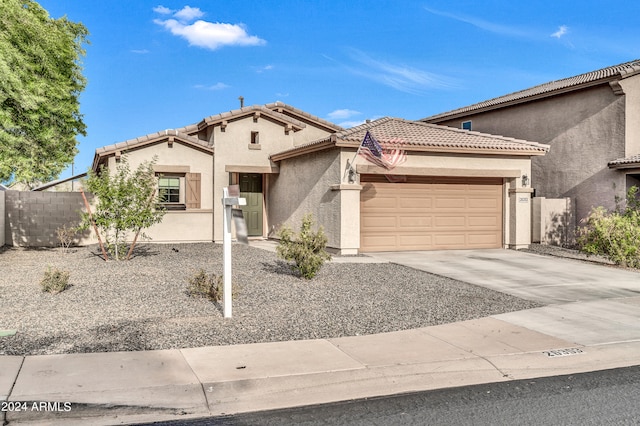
left=331, top=183, right=362, bottom=255
left=508, top=180, right=534, bottom=249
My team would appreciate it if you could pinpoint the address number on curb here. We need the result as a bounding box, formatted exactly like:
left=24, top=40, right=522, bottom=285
left=543, top=348, right=584, bottom=357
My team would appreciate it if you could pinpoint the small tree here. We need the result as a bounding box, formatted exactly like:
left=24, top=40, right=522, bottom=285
left=578, top=186, right=640, bottom=268
left=82, top=156, right=165, bottom=260
left=276, top=214, right=331, bottom=279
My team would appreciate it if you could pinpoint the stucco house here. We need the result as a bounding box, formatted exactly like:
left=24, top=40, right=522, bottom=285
left=422, top=59, right=640, bottom=229
left=92, top=102, right=342, bottom=245
left=91, top=103, right=548, bottom=254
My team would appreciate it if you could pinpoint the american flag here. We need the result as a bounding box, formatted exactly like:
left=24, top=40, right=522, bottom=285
left=358, top=131, right=406, bottom=170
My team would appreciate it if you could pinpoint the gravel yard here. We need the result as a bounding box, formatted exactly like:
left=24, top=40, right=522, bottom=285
left=0, top=243, right=541, bottom=356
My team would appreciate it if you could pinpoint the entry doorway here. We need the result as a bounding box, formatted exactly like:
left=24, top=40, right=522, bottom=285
left=238, top=173, right=263, bottom=236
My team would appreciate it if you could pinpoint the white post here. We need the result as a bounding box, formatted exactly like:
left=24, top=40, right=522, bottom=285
left=222, top=187, right=232, bottom=318
left=221, top=186, right=246, bottom=319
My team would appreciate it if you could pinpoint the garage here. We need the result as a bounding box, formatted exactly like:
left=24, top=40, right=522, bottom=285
left=360, top=175, right=503, bottom=252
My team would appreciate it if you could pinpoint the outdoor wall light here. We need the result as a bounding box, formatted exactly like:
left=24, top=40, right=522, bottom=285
left=521, top=174, right=530, bottom=187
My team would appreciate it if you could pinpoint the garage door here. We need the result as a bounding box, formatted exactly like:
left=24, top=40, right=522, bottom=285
left=360, top=175, right=503, bottom=252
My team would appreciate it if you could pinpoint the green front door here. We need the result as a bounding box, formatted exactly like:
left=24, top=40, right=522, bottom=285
left=239, top=173, right=263, bottom=236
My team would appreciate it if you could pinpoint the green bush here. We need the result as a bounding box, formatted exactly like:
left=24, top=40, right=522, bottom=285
left=276, top=214, right=331, bottom=279
left=40, top=266, right=71, bottom=294
left=187, top=269, right=222, bottom=301
left=578, top=186, right=640, bottom=268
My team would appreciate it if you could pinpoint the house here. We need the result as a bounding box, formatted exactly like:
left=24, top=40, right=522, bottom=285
left=91, top=102, right=342, bottom=244
left=422, top=59, right=640, bottom=230
left=91, top=103, right=548, bottom=254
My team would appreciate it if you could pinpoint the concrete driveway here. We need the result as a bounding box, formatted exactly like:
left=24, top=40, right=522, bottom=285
left=367, top=249, right=640, bottom=346
left=366, top=249, right=640, bottom=305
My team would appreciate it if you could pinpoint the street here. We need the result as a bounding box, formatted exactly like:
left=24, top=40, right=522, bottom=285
left=141, top=364, right=640, bottom=425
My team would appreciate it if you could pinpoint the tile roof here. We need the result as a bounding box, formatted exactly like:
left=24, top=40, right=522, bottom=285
left=271, top=117, right=549, bottom=161
left=95, top=129, right=212, bottom=155
left=423, top=59, right=640, bottom=122
left=609, top=154, right=640, bottom=168
left=265, top=101, right=343, bottom=132
left=197, top=104, right=308, bottom=131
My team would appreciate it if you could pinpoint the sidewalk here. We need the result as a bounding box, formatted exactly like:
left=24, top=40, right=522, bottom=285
left=2, top=245, right=640, bottom=425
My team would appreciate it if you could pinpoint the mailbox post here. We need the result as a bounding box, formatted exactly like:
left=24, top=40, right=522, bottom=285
left=222, top=185, right=246, bottom=318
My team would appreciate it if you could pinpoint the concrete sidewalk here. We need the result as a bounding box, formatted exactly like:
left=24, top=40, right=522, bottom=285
left=2, top=247, right=640, bottom=425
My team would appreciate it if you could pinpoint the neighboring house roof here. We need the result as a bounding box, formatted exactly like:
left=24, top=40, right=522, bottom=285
left=92, top=129, right=213, bottom=171
left=608, top=154, right=640, bottom=169
left=32, top=172, right=88, bottom=191
left=423, top=59, right=640, bottom=122
left=265, top=101, right=343, bottom=133
left=0, top=183, right=7, bottom=191
left=271, top=117, right=549, bottom=161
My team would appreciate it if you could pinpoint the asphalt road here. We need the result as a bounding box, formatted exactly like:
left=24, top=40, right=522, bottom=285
left=140, top=365, right=640, bottom=425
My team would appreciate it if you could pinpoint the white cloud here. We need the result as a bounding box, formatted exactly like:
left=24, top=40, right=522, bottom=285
left=327, top=109, right=361, bottom=120
left=174, top=6, right=204, bottom=22
left=551, top=25, right=569, bottom=38
left=194, top=82, right=230, bottom=91
left=131, top=49, right=150, bottom=54
left=153, top=5, right=172, bottom=15
left=424, top=6, right=529, bottom=38
left=256, top=64, right=274, bottom=73
left=153, top=6, right=266, bottom=50
left=344, top=49, right=456, bottom=94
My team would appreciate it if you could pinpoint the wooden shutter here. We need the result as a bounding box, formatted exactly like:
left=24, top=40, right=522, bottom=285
left=185, top=173, right=201, bottom=209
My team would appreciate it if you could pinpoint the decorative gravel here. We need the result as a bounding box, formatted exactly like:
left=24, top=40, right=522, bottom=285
left=0, top=243, right=541, bottom=356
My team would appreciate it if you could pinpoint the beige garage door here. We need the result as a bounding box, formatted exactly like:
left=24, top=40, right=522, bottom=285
left=360, top=175, right=503, bottom=252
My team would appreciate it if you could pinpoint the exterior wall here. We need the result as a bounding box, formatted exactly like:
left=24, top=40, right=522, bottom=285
left=434, top=85, right=627, bottom=223
left=4, top=191, right=94, bottom=247
left=532, top=197, right=575, bottom=246
left=619, top=73, right=640, bottom=157
left=353, top=152, right=533, bottom=250
left=211, top=117, right=334, bottom=242
left=268, top=149, right=342, bottom=249
left=105, top=141, right=214, bottom=242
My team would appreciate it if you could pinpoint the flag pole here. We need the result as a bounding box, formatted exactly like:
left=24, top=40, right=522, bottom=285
left=343, top=131, right=368, bottom=182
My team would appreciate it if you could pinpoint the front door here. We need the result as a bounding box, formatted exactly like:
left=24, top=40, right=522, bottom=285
left=239, top=173, right=263, bottom=236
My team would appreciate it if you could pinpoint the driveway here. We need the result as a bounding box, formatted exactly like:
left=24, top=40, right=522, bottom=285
left=366, top=249, right=640, bottom=305
left=367, top=249, right=640, bottom=346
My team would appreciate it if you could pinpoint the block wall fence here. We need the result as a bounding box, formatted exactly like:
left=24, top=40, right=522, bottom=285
left=2, top=191, right=93, bottom=247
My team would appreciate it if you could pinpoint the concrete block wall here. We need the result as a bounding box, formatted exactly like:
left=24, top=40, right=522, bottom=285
left=4, top=191, right=92, bottom=247
left=532, top=197, right=575, bottom=247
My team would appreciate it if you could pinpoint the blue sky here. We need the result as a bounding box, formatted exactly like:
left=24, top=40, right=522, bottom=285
left=37, top=0, right=640, bottom=179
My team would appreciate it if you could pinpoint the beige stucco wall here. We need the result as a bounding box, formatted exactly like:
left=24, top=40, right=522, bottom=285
left=100, top=141, right=214, bottom=242
left=349, top=151, right=534, bottom=250
left=434, top=84, right=627, bottom=223
left=211, top=116, right=334, bottom=242
left=619, top=73, right=640, bottom=157
left=268, top=149, right=342, bottom=249
left=270, top=147, right=535, bottom=253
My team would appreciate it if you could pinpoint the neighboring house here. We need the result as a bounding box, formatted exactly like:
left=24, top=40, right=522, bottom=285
left=91, top=103, right=548, bottom=254
left=422, top=59, right=640, bottom=228
left=32, top=172, right=87, bottom=192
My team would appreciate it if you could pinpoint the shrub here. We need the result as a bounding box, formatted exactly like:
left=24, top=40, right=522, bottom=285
left=81, top=156, right=166, bottom=260
left=40, top=266, right=71, bottom=294
left=578, top=186, right=640, bottom=268
left=55, top=224, right=77, bottom=253
left=187, top=269, right=223, bottom=301
left=276, top=214, right=331, bottom=279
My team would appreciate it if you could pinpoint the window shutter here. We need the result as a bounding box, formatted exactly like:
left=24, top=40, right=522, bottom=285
left=186, top=173, right=201, bottom=209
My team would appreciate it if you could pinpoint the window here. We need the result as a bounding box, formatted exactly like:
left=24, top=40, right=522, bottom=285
left=461, top=121, right=472, bottom=131
left=251, top=131, right=260, bottom=144
left=158, top=177, right=180, bottom=204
